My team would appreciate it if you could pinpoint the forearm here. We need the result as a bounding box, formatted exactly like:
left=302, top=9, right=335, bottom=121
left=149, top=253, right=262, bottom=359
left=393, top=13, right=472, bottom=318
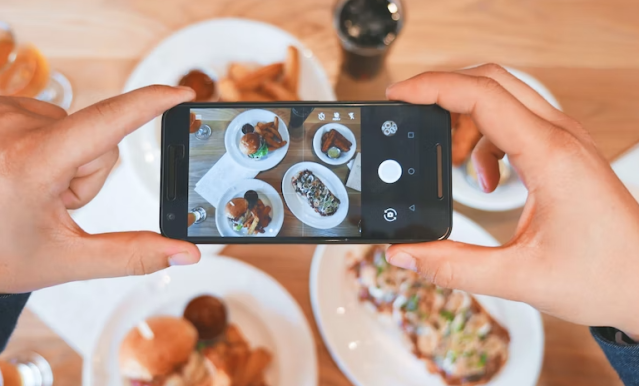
left=0, top=293, right=30, bottom=352
left=591, top=327, right=639, bottom=385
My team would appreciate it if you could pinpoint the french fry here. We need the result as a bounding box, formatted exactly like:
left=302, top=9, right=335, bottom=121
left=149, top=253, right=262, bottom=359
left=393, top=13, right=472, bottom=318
left=219, top=78, right=241, bottom=102
left=229, top=63, right=251, bottom=81
left=261, top=80, right=298, bottom=101
left=262, top=125, right=282, bottom=142
left=233, top=348, right=273, bottom=386
left=228, top=342, right=250, bottom=377
left=240, top=90, right=275, bottom=102
left=235, top=63, right=284, bottom=91
left=225, top=324, right=247, bottom=345
left=273, top=116, right=279, bottom=130
left=283, top=45, right=300, bottom=95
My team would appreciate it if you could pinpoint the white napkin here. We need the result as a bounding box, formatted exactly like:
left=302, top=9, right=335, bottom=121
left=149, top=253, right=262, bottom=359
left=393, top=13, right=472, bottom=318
left=346, top=152, right=362, bottom=192
left=26, top=160, right=224, bottom=357
left=612, top=142, right=639, bottom=202
left=195, top=153, right=258, bottom=207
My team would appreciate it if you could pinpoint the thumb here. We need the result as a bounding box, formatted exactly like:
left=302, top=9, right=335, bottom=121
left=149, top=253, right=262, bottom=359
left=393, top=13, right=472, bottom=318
left=386, top=241, right=523, bottom=299
left=67, top=231, right=201, bottom=281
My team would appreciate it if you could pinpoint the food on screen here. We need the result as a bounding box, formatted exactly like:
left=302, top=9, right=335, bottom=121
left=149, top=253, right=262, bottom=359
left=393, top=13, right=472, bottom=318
left=292, top=170, right=341, bottom=216
left=350, top=246, right=510, bottom=386
left=119, top=295, right=272, bottom=386
left=239, top=117, right=288, bottom=160
left=321, top=128, right=353, bottom=159
left=218, top=45, right=300, bottom=102
left=225, top=190, right=272, bottom=235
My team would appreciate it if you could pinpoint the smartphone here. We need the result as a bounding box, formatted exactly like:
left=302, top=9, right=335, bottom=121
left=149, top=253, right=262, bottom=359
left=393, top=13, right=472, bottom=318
left=161, top=102, right=452, bottom=244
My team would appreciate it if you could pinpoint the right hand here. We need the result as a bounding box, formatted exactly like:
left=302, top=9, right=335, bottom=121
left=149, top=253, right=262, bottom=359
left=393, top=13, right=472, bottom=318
left=385, top=64, right=639, bottom=338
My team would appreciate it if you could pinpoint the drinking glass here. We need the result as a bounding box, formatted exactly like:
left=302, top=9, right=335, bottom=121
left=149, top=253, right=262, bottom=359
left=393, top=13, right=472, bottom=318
left=0, top=352, right=53, bottom=386
left=0, top=22, right=73, bottom=109
left=334, top=0, right=404, bottom=80
left=188, top=207, right=207, bottom=227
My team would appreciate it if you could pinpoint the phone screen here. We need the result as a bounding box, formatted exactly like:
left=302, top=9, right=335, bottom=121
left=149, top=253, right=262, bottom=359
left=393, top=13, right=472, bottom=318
left=163, top=102, right=451, bottom=243
left=188, top=106, right=363, bottom=238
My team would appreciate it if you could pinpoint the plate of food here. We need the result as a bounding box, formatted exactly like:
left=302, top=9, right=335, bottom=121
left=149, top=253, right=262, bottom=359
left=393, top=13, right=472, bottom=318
left=215, top=179, right=284, bottom=237
left=282, top=162, right=349, bottom=230
left=87, top=256, right=317, bottom=386
left=310, top=212, right=544, bottom=386
left=120, top=18, right=336, bottom=198
left=225, top=110, right=289, bottom=171
left=451, top=66, right=561, bottom=212
left=312, top=123, right=357, bottom=165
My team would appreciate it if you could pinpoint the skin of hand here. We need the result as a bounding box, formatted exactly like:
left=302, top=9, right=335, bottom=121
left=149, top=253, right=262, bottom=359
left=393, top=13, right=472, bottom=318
left=385, top=64, right=639, bottom=339
left=0, top=85, right=201, bottom=294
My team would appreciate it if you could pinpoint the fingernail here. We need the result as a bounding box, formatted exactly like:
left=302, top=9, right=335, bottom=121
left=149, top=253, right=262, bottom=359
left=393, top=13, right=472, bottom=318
left=168, top=252, right=195, bottom=266
left=387, top=252, right=417, bottom=271
left=478, top=174, right=489, bottom=192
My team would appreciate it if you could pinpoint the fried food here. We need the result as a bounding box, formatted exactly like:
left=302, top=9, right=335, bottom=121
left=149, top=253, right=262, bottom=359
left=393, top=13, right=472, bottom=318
left=219, top=78, right=241, bottom=102
left=321, top=129, right=352, bottom=154
left=240, top=90, right=274, bottom=102
left=235, top=63, right=284, bottom=91
left=283, top=46, right=300, bottom=95
left=233, top=348, right=273, bottom=386
left=229, top=63, right=251, bottom=81
left=261, top=80, right=298, bottom=101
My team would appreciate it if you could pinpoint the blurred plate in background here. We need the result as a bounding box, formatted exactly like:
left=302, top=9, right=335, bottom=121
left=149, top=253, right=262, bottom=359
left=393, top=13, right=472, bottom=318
left=120, top=18, right=336, bottom=199
left=87, top=256, right=317, bottom=386
left=310, top=212, right=544, bottom=386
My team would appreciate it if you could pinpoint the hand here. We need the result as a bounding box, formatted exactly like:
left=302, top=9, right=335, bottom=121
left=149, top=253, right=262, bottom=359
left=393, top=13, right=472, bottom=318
left=385, top=64, right=639, bottom=338
left=0, top=86, right=201, bottom=293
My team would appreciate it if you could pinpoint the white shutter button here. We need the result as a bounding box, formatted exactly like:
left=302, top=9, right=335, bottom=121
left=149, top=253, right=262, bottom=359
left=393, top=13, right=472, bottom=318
left=378, top=160, right=402, bottom=183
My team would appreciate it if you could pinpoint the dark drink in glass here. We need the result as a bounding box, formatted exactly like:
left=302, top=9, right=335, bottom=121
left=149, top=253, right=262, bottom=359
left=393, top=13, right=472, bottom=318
left=289, top=107, right=314, bottom=129
left=334, top=0, right=404, bottom=80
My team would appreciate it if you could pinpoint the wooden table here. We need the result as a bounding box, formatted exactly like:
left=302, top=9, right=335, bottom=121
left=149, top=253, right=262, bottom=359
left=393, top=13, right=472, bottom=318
left=188, top=107, right=361, bottom=238
left=2, top=0, right=639, bottom=385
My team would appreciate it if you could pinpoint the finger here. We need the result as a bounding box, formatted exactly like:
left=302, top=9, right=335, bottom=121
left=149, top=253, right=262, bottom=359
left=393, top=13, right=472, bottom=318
left=45, top=85, right=195, bottom=169
left=471, top=137, right=505, bottom=193
left=0, top=96, right=67, bottom=120
left=60, top=147, right=119, bottom=209
left=457, top=64, right=590, bottom=142
left=64, top=231, right=201, bottom=281
left=386, top=241, right=525, bottom=299
left=386, top=72, right=556, bottom=169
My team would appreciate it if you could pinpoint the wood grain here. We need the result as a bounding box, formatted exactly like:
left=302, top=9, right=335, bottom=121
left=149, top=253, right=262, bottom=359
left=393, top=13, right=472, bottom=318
left=3, top=0, right=637, bottom=385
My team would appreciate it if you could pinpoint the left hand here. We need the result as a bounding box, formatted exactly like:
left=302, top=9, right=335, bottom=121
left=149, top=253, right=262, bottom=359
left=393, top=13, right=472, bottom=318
left=0, top=86, right=201, bottom=293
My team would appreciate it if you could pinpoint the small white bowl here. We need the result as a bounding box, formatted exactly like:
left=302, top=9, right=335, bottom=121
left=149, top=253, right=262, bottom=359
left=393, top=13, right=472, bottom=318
left=312, top=123, right=357, bottom=165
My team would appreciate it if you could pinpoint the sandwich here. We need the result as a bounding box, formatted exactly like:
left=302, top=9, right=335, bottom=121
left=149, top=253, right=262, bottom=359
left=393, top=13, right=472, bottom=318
left=240, top=132, right=269, bottom=160
left=119, top=316, right=211, bottom=386
left=225, top=193, right=272, bottom=235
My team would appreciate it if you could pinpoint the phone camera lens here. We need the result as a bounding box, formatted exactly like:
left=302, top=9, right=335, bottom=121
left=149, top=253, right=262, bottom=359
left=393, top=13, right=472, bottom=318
left=167, top=213, right=176, bottom=221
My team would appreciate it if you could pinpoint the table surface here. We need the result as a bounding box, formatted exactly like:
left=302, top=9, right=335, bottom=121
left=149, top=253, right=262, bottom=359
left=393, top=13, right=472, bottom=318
left=3, top=0, right=639, bottom=385
left=187, top=107, right=362, bottom=238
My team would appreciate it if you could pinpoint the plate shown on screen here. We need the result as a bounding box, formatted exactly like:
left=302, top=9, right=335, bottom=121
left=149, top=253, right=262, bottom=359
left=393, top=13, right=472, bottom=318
left=310, top=211, right=544, bottom=386
left=282, top=162, right=349, bottom=230
left=452, top=66, right=561, bottom=212
left=312, top=123, right=357, bottom=165
left=87, top=256, right=317, bottom=386
left=215, top=179, right=284, bottom=237
left=120, top=18, right=336, bottom=199
left=224, top=109, right=289, bottom=171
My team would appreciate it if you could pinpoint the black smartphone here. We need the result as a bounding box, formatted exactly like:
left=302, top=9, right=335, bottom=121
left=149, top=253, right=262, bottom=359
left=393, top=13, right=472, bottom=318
left=161, top=102, right=452, bottom=244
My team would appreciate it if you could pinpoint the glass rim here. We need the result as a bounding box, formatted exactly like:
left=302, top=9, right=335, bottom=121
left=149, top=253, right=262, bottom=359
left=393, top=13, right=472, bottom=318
left=0, top=21, right=18, bottom=73
left=333, top=0, right=405, bottom=56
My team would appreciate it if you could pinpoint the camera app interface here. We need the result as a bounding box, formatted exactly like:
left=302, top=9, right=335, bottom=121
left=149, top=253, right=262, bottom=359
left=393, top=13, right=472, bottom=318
left=187, top=106, right=362, bottom=238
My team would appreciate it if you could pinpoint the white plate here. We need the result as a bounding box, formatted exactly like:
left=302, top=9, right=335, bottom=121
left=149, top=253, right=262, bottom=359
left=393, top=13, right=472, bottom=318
left=88, top=256, right=317, bottom=386
left=310, top=211, right=544, bottom=386
left=120, top=18, right=336, bottom=199
left=452, top=66, right=562, bottom=212
left=312, top=123, right=357, bottom=165
left=282, top=162, right=349, bottom=229
left=215, top=179, right=284, bottom=237
left=224, top=109, right=290, bottom=171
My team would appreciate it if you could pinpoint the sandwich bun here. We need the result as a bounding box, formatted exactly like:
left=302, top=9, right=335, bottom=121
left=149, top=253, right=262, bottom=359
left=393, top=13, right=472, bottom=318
left=240, top=132, right=262, bottom=156
left=225, top=198, right=248, bottom=220
left=119, top=316, right=198, bottom=381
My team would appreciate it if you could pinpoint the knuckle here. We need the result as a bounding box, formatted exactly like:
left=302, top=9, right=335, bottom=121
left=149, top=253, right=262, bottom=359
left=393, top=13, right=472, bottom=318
left=475, top=75, right=503, bottom=94
left=418, top=259, right=455, bottom=288
left=125, top=248, right=149, bottom=276
left=479, top=63, right=509, bottom=78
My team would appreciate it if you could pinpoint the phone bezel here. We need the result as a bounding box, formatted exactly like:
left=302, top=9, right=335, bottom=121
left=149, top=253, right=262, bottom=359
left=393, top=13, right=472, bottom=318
left=161, top=101, right=452, bottom=244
